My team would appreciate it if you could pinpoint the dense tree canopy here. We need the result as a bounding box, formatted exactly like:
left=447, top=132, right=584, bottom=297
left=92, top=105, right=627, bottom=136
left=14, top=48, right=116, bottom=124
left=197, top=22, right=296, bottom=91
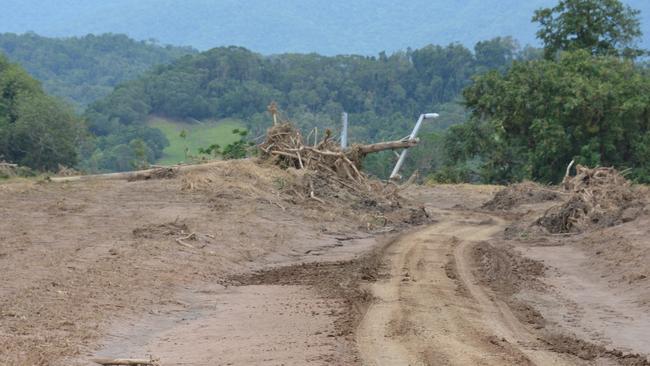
left=442, top=0, right=650, bottom=184
left=81, top=40, right=531, bottom=173
left=533, top=0, right=644, bottom=58
left=0, top=54, right=83, bottom=170
left=452, top=51, right=650, bottom=183
left=0, top=33, right=195, bottom=108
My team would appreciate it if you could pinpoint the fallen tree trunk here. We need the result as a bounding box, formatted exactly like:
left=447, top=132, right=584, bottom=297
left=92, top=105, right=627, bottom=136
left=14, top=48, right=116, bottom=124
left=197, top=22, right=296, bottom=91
left=355, top=138, right=419, bottom=154
left=49, top=161, right=229, bottom=183
left=260, top=122, right=422, bottom=184
left=51, top=124, right=421, bottom=184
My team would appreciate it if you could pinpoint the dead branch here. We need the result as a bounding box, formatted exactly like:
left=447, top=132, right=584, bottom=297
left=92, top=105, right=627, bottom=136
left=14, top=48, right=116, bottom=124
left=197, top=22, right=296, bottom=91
left=539, top=164, right=644, bottom=233
left=175, top=232, right=197, bottom=249
left=308, top=179, right=325, bottom=204
left=296, top=151, right=305, bottom=169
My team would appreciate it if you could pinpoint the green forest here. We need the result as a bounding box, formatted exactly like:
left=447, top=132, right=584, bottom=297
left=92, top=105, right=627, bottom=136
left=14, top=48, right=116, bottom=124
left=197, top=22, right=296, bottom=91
left=83, top=36, right=528, bottom=172
left=1, top=0, right=649, bottom=184
left=0, top=54, right=83, bottom=171
left=0, top=33, right=195, bottom=108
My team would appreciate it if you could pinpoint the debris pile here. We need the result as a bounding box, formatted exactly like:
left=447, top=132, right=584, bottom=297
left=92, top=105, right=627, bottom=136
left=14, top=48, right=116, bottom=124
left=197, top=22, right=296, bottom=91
left=180, top=122, right=430, bottom=231
left=257, top=122, right=419, bottom=210
left=483, top=181, right=560, bottom=210
left=537, top=165, right=646, bottom=233
left=259, top=122, right=415, bottom=184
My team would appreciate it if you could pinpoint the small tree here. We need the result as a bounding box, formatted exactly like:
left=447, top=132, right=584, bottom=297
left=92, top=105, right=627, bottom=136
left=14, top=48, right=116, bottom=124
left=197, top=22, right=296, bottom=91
left=198, top=128, right=253, bottom=160
left=129, top=138, right=149, bottom=170
left=179, top=129, right=189, bottom=161
left=533, top=0, right=644, bottom=59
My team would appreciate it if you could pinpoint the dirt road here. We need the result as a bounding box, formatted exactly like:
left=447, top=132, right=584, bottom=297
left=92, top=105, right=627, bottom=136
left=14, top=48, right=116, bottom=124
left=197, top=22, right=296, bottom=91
left=2, top=169, right=648, bottom=365
left=357, top=209, right=572, bottom=366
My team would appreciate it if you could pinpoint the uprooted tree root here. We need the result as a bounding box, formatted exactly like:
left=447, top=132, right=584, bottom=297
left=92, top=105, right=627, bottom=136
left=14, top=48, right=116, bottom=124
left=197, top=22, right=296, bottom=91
left=254, top=122, right=428, bottom=226
left=259, top=123, right=365, bottom=184
left=258, top=122, right=418, bottom=201
left=537, top=165, right=646, bottom=233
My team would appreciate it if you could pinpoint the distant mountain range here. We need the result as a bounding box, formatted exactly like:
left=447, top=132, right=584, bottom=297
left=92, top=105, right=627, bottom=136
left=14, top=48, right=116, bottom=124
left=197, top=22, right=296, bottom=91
left=2, top=0, right=648, bottom=55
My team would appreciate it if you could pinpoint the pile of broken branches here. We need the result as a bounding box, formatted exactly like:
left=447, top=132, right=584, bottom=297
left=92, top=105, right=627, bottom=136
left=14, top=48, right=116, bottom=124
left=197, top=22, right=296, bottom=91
left=538, top=165, right=644, bottom=233
left=258, top=122, right=418, bottom=203
left=259, top=122, right=417, bottom=184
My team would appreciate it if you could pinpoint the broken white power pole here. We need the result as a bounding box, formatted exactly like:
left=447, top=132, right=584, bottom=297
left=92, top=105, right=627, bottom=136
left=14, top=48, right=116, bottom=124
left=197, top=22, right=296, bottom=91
left=341, top=112, right=349, bottom=149
left=389, top=113, right=439, bottom=180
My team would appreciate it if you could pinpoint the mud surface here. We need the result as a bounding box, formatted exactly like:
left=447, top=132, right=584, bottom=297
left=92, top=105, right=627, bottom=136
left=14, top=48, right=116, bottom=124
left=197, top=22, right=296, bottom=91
left=472, top=182, right=650, bottom=366
left=1, top=167, right=649, bottom=366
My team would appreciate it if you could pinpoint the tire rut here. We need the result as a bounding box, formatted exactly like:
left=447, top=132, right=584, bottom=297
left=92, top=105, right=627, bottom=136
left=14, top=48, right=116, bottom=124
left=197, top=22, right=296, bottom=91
left=356, top=209, right=573, bottom=366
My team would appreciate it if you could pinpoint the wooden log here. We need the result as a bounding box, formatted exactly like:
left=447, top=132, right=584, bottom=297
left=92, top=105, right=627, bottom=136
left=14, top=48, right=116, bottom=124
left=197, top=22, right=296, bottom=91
left=288, top=138, right=418, bottom=158
left=50, top=137, right=418, bottom=184
left=356, top=138, right=419, bottom=154
left=0, top=162, right=18, bottom=167
left=49, top=160, right=231, bottom=183
left=90, top=358, right=155, bottom=365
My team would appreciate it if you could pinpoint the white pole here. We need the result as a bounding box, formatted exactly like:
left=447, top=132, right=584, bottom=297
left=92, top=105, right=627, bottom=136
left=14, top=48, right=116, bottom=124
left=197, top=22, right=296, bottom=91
left=341, top=112, right=349, bottom=149
left=389, top=113, right=439, bottom=180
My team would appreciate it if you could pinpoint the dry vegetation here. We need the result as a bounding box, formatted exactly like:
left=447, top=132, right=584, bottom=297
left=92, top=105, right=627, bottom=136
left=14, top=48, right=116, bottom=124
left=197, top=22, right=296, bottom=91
left=538, top=165, right=647, bottom=233
left=482, top=181, right=560, bottom=210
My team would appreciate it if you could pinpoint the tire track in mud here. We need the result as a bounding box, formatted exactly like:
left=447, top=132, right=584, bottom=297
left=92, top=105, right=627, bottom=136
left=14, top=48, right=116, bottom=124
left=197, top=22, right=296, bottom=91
left=356, top=209, right=573, bottom=366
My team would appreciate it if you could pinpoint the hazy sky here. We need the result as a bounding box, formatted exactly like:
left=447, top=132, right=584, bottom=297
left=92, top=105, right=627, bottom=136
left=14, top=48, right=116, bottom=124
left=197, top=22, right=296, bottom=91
left=2, top=0, right=649, bottom=54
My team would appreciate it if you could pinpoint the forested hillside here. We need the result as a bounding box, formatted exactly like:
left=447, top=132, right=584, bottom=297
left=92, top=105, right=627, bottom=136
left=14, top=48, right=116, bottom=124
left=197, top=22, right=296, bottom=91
left=83, top=37, right=529, bottom=172
left=1, top=0, right=648, bottom=184
left=0, top=33, right=195, bottom=107
left=1, top=0, right=648, bottom=55
left=0, top=54, right=83, bottom=171
left=84, top=0, right=650, bottom=183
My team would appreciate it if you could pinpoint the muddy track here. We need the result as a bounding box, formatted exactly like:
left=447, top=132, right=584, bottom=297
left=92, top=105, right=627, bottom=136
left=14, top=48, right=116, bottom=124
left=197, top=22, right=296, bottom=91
left=356, top=209, right=572, bottom=366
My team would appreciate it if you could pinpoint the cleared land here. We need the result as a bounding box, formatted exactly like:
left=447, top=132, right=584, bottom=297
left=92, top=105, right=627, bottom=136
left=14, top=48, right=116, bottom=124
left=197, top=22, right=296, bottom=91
left=147, top=117, right=245, bottom=165
left=0, top=161, right=648, bottom=366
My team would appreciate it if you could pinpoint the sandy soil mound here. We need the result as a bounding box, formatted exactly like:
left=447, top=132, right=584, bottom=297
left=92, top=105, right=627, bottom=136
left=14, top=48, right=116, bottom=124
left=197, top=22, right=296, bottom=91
left=482, top=181, right=559, bottom=210
left=181, top=160, right=428, bottom=232
left=537, top=166, right=647, bottom=233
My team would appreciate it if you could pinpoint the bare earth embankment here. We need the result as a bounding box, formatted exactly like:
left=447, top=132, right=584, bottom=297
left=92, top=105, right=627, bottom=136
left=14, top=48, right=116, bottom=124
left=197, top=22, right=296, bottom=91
left=0, top=159, right=425, bottom=365
left=1, top=162, right=648, bottom=366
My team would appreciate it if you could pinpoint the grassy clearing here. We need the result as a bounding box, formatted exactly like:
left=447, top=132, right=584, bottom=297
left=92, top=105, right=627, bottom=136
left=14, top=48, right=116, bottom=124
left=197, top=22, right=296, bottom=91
left=148, top=116, right=245, bottom=165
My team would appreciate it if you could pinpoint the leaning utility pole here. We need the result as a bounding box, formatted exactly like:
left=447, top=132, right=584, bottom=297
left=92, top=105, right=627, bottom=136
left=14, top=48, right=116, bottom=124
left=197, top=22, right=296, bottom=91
left=389, top=113, right=439, bottom=180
